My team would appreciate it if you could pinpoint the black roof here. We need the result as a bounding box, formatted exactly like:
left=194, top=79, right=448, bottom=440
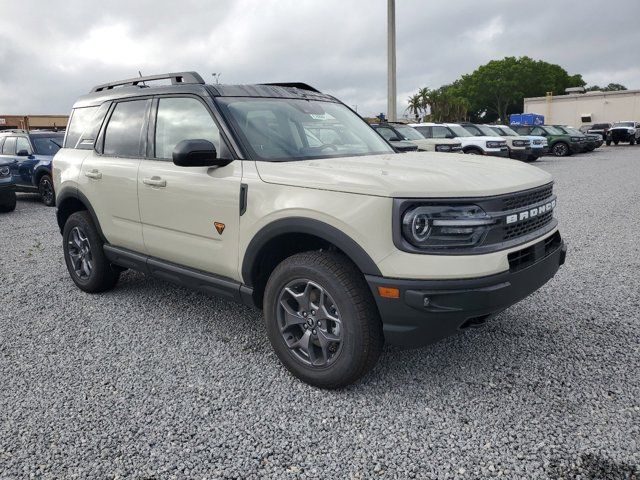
left=73, top=71, right=337, bottom=109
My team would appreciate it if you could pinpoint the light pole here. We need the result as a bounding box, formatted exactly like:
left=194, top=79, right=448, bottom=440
left=212, top=73, right=222, bottom=84
left=387, top=0, right=397, bottom=122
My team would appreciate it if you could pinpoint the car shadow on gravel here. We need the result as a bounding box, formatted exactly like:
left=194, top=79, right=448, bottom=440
left=547, top=453, right=639, bottom=479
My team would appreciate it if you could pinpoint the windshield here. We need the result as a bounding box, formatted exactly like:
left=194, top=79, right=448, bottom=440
left=448, top=125, right=473, bottom=137
left=475, top=125, right=501, bottom=136
left=543, top=126, right=564, bottom=135
left=217, top=98, right=394, bottom=161
left=493, top=126, right=517, bottom=136
left=32, top=135, right=64, bottom=155
left=393, top=125, right=424, bottom=141
left=563, top=127, right=583, bottom=136
left=613, top=122, right=634, bottom=128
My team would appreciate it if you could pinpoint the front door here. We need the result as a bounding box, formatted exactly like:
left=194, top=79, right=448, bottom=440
left=137, top=96, right=242, bottom=280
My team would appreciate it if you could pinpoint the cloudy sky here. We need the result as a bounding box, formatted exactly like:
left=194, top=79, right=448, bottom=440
left=0, top=0, right=638, bottom=117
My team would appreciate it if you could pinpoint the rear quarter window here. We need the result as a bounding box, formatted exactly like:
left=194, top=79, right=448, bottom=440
left=65, top=104, right=109, bottom=149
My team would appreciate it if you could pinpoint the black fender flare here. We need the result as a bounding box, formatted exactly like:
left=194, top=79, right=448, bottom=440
left=241, top=217, right=382, bottom=286
left=55, top=188, right=106, bottom=241
left=32, top=165, right=52, bottom=188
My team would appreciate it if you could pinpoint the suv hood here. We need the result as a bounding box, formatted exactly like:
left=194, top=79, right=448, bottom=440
left=256, top=152, right=552, bottom=198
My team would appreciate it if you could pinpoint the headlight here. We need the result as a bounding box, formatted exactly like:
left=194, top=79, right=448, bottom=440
left=570, top=136, right=582, bottom=142
left=486, top=141, right=504, bottom=149
left=0, top=166, right=9, bottom=177
left=533, top=139, right=542, bottom=145
left=401, top=205, right=495, bottom=249
left=512, top=140, right=529, bottom=147
left=435, top=144, right=451, bottom=152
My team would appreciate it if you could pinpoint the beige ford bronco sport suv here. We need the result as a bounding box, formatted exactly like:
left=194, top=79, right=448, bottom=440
left=54, top=72, right=566, bottom=388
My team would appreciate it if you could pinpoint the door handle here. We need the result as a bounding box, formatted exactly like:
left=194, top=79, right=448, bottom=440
left=85, top=169, right=102, bottom=180
left=143, top=176, right=167, bottom=188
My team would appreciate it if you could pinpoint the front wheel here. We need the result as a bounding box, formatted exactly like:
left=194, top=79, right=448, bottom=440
left=263, top=251, right=384, bottom=389
left=0, top=192, right=16, bottom=212
left=63, top=211, right=120, bottom=293
left=630, top=138, right=636, bottom=145
left=38, top=174, right=55, bottom=207
left=606, top=140, right=611, bottom=146
left=552, top=142, right=570, bottom=157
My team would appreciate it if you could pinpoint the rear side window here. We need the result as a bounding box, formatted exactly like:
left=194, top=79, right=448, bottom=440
left=65, top=106, right=99, bottom=148
left=103, top=100, right=150, bottom=157
left=431, top=126, right=451, bottom=138
left=2, top=137, right=16, bottom=155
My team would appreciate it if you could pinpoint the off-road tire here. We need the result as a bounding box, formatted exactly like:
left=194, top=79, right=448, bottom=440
left=0, top=193, right=16, bottom=212
left=62, top=211, right=120, bottom=293
left=552, top=142, right=570, bottom=157
left=264, top=251, right=384, bottom=389
left=38, top=174, right=56, bottom=207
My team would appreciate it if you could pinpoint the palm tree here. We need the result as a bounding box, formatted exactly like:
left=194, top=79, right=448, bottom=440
left=406, top=94, right=423, bottom=120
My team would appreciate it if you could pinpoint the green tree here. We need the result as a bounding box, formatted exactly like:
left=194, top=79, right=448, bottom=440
left=586, top=83, right=627, bottom=92
left=410, top=57, right=587, bottom=123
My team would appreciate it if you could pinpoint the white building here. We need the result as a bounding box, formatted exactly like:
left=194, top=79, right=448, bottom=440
left=523, top=89, right=640, bottom=127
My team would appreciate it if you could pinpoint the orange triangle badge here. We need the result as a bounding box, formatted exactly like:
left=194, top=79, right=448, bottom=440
left=214, top=222, right=225, bottom=235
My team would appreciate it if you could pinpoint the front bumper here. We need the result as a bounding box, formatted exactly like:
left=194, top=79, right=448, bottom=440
left=509, top=147, right=532, bottom=160
left=532, top=145, right=549, bottom=156
left=569, top=143, right=583, bottom=154
left=366, top=233, right=566, bottom=348
left=487, top=147, right=510, bottom=158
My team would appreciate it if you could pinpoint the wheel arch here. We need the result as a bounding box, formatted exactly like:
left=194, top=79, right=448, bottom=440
left=242, top=217, right=382, bottom=308
left=56, top=189, right=106, bottom=241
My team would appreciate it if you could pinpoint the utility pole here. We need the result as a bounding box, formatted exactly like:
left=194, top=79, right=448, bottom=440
left=387, top=0, right=397, bottom=122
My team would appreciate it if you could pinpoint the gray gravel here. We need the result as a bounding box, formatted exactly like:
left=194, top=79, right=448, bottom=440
left=1, top=146, right=639, bottom=479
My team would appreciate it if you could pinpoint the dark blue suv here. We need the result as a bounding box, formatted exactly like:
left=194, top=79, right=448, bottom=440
left=0, top=130, right=65, bottom=206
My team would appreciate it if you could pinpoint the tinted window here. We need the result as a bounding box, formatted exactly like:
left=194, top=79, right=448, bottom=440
left=154, top=97, right=220, bottom=159
left=413, top=126, right=431, bottom=138
left=65, top=106, right=99, bottom=148
left=432, top=126, right=451, bottom=138
left=103, top=100, right=149, bottom=157
left=375, top=127, right=397, bottom=141
left=2, top=137, right=16, bottom=155
left=33, top=136, right=64, bottom=155
left=463, top=124, right=482, bottom=135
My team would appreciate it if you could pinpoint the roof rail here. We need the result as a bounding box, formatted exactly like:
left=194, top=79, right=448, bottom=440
left=90, top=71, right=205, bottom=93
left=260, top=82, right=321, bottom=93
left=0, top=129, right=28, bottom=134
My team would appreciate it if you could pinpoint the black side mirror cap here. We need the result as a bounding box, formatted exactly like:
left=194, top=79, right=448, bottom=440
left=172, top=139, right=232, bottom=167
left=17, top=149, right=30, bottom=157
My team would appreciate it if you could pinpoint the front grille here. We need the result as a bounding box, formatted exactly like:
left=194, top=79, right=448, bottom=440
left=508, top=231, right=562, bottom=272
left=504, top=210, right=553, bottom=240
left=501, top=183, right=553, bottom=211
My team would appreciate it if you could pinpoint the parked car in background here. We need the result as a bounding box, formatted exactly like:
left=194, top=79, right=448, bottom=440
left=606, top=121, right=640, bottom=146
left=0, top=130, right=65, bottom=206
left=579, top=125, right=591, bottom=134
left=371, top=122, right=461, bottom=153
left=411, top=122, right=508, bottom=157
left=587, top=123, right=611, bottom=140
left=489, top=125, right=548, bottom=161
left=553, top=126, right=602, bottom=152
left=461, top=123, right=533, bottom=161
left=513, top=125, right=583, bottom=157
left=0, top=158, right=17, bottom=212
left=370, top=124, right=419, bottom=152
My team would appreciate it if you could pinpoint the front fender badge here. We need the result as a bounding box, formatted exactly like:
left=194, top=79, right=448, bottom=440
left=214, top=222, right=225, bottom=235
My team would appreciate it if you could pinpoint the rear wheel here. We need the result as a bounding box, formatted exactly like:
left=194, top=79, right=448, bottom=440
left=38, top=174, right=55, bottom=207
left=552, top=142, right=570, bottom=157
left=263, top=251, right=384, bottom=389
left=63, top=211, right=120, bottom=293
left=630, top=138, right=636, bottom=145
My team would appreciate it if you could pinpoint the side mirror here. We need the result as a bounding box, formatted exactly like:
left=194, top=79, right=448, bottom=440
left=445, top=134, right=455, bottom=139
left=388, top=137, right=401, bottom=142
left=17, top=149, right=30, bottom=157
left=172, top=139, right=230, bottom=167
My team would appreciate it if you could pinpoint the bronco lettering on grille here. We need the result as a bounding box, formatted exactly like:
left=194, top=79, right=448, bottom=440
left=505, top=199, right=556, bottom=225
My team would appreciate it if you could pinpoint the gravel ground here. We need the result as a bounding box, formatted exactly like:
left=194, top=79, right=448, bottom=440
left=0, top=146, right=638, bottom=479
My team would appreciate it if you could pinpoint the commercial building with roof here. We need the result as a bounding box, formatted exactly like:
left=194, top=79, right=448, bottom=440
left=0, top=114, right=68, bottom=131
left=523, top=89, right=640, bottom=127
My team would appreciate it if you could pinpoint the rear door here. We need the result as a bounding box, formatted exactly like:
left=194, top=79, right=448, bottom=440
left=78, top=99, right=150, bottom=252
left=137, top=95, right=242, bottom=279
